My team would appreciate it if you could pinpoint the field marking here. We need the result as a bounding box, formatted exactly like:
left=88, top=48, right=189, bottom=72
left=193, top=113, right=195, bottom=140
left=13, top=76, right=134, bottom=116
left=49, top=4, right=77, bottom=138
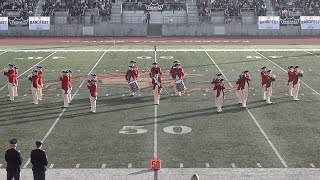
left=0, top=51, right=57, bottom=92
left=49, top=164, right=54, bottom=168
left=128, top=163, right=132, bottom=168
left=0, top=164, right=2, bottom=168
left=231, top=163, right=236, bottom=168
left=0, top=51, right=7, bottom=56
left=205, top=51, right=288, bottom=168
left=1, top=49, right=320, bottom=52
left=305, top=51, right=320, bottom=59
left=22, top=51, right=107, bottom=168
left=154, top=48, right=158, bottom=159
left=255, top=51, right=320, bottom=96
left=257, top=163, right=262, bottom=168
left=180, top=163, right=183, bottom=168
left=205, top=163, right=210, bottom=168
left=102, top=164, right=106, bottom=168
left=76, top=164, right=80, bottom=168
left=310, top=163, right=315, bottom=168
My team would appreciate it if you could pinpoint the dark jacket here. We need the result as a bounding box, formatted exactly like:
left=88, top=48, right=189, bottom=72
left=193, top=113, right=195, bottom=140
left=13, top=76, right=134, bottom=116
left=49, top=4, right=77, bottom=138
left=31, top=149, right=48, bottom=172
left=5, top=148, right=23, bottom=172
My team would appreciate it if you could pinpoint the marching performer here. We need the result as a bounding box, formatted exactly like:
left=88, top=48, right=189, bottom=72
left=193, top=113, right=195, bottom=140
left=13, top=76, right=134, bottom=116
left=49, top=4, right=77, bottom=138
left=37, top=65, right=44, bottom=101
left=287, top=66, right=294, bottom=97
left=292, top=66, right=303, bottom=101
left=13, top=65, right=18, bottom=97
left=170, top=61, right=185, bottom=96
left=60, top=70, right=71, bottom=108
left=129, top=60, right=139, bottom=74
left=150, top=62, right=163, bottom=105
left=3, top=64, right=15, bottom=101
left=125, top=65, right=139, bottom=96
left=211, top=73, right=222, bottom=107
left=88, top=79, right=97, bottom=113
left=236, top=70, right=252, bottom=108
left=67, top=69, right=72, bottom=104
left=261, top=66, right=268, bottom=100
left=215, top=78, right=226, bottom=113
left=87, top=73, right=97, bottom=88
left=265, top=69, right=276, bottom=104
left=28, top=70, right=40, bottom=105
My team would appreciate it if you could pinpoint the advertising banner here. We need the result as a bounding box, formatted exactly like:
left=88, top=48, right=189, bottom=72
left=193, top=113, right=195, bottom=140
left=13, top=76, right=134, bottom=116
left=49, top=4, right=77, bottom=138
left=29, top=16, right=50, bottom=30
left=258, top=16, right=280, bottom=29
left=301, top=16, right=320, bottom=29
left=0, top=17, right=8, bottom=30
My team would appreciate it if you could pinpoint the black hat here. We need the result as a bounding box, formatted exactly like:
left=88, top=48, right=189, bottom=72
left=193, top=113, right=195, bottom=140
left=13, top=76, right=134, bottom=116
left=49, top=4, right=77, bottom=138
left=67, top=69, right=72, bottom=73
left=63, top=70, right=68, bottom=73
left=91, top=80, right=97, bottom=83
left=130, top=60, right=137, bottom=63
left=35, top=140, right=42, bottom=146
left=90, top=73, right=97, bottom=76
left=173, top=60, right=180, bottom=64
left=10, top=139, right=17, bottom=144
left=219, top=78, right=224, bottom=82
left=267, top=69, right=272, bottom=72
left=288, top=66, right=294, bottom=69
left=294, top=66, right=299, bottom=69
left=36, top=65, right=42, bottom=68
left=8, top=63, right=14, bottom=67
left=261, top=66, right=266, bottom=69
left=128, top=65, right=133, bottom=68
left=32, top=69, right=38, bottom=72
left=243, top=70, right=249, bottom=73
left=216, top=73, right=222, bottom=76
left=152, top=62, right=158, bottom=65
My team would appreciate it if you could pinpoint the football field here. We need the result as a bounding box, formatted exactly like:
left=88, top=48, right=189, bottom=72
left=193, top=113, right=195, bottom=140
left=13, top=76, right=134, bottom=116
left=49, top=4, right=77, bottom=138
left=1, top=46, right=320, bottom=179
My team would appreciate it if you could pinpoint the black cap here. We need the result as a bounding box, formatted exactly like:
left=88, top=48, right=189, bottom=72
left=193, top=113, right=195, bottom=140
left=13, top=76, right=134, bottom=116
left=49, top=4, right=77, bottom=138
left=243, top=70, right=249, bottom=73
left=67, top=69, right=72, bottom=73
left=8, top=63, right=14, bottom=67
left=219, top=78, right=224, bottom=82
left=36, top=65, right=42, bottom=68
left=91, top=79, right=97, bottom=83
left=288, top=66, right=294, bottom=69
left=90, top=73, right=97, bottom=76
left=152, top=62, right=158, bottom=65
left=128, top=65, right=133, bottom=68
left=261, top=66, right=266, bottom=69
left=10, top=139, right=17, bottom=144
left=130, top=60, right=137, bottom=63
left=173, top=60, right=180, bottom=64
left=32, top=69, right=38, bottom=72
left=267, top=69, right=272, bottom=72
left=294, top=66, right=299, bottom=69
left=35, top=140, right=42, bottom=147
left=216, top=73, right=222, bottom=76
left=63, top=70, right=68, bottom=73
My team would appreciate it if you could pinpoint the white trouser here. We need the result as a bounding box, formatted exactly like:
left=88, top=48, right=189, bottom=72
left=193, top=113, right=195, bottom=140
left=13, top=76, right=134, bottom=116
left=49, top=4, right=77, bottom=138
left=216, top=93, right=224, bottom=112
left=292, top=83, right=300, bottom=100
left=262, top=84, right=266, bottom=100
left=154, top=85, right=160, bottom=105
left=288, top=81, right=293, bottom=96
left=38, top=87, right=43, bottom=100
left=68, top=89, right=72, bottom=103
left=90, top=96, right=97, bottom=112
left=13, top=84, right=18, bottom=97
left=266, top=87, right=272, bottom=104
left=8, top=83, right=14, bottom=101
left=173, top=80, right=181, bottom=96
left=213, top=90, right=217, bottom=107
left=62, top=90, right=70, bottom=107
left=31, top=87, right=39, bottom=104
left=237, top=89, right=248, bottom=107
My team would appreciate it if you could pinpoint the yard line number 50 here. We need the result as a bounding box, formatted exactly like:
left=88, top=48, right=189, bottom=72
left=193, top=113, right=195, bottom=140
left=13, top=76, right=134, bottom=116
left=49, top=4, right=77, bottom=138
left=119, top=126, right=192, bottom=135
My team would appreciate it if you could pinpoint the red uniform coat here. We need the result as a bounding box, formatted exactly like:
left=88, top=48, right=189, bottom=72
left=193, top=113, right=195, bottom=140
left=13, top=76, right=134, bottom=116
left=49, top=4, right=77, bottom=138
left=31, top=75, right=40, bottom=88
left=125, top=70, right=138, bottom=81
left=292, top=71, right=303, bottom=86
left=215, top=83, right=225, bottom=97
left=60, top=76, right=71, bottom=92
left=68, top=75, right=72, bottom=88
left=261, top=71, right=268, bottom=86
left=236, top=75, right=251, bottom=90
left=170, top=67, right=185, bottom=79
left=211, top=78, right=219, bottom=90
left=38, top=71, right=43, bottom=86
left=149, top=67, right=163, bottom=79
left=152, top=76, right=162, bottom=93
left=265, top=75, right=275, bottom=89
left=288, top=71, right=295, bottom=83
left=89, top=83, right=97, bottom=98
left=6, top=69, right=15, bottom=84
left=14, top=69, right=18, bottom=85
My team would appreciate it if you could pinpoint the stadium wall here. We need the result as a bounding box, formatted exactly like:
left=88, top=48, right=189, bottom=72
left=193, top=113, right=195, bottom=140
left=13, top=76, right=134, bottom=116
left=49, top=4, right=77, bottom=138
left=1, top=24, right=320, bottom=37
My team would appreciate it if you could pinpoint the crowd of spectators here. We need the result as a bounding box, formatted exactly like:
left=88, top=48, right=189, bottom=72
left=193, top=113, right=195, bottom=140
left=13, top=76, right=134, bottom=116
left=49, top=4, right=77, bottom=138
left=197, top=0, right=267, bottom=23
left=0, top=0, right=35, bottom=17
left=273, top=0, right=319, bottom=16
left=41, top=0, right=112, bottom=20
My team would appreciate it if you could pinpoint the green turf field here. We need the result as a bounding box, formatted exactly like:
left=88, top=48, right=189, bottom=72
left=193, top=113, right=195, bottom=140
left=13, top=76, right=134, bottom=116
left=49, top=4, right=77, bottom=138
left=0, top=47, right=320, bottom=171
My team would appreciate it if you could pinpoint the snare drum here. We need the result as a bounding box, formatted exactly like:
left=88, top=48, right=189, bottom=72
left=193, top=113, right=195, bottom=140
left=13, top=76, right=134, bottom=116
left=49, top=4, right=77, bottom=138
left=175, top=79, right=186, bottom=92
left=129, top=81, right=140, bottom=93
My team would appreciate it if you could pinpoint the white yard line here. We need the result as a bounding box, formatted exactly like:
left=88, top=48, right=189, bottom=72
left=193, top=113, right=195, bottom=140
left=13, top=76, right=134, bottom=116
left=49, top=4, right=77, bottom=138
left=0, top=49, right=320, bottom=52
left=304, top=51, right=320, bottom=59
left=205, top=51, right=288, bottom=168
left=0, top=51, right=7, bottom=56
left=49, top=164, right=54, bottom=168
left=22, top=51, right=107, bottom=168
left=255, top=51, right=320, bottom=96
left=0, top=51, right=57, bottom=91
left=154, top=47, right=158, bottom=159
left=0, top=164, right=2, bottom=168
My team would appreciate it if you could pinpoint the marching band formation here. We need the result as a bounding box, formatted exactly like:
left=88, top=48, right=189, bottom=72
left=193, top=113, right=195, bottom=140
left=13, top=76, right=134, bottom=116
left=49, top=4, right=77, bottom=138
left=3, top=61, right=304, bottom=113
